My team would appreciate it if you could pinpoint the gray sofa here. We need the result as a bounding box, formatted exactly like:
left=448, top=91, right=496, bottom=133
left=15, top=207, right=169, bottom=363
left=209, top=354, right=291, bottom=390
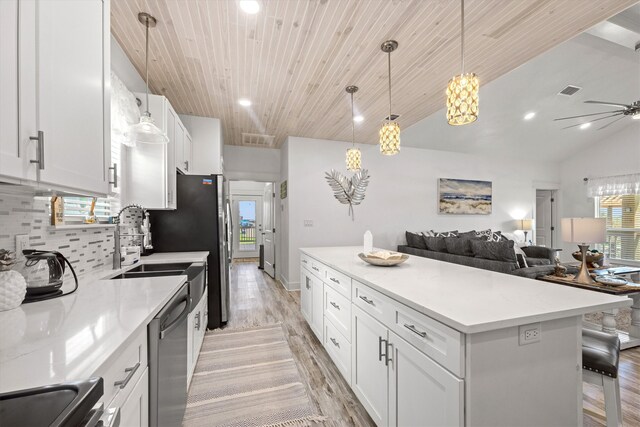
left=397, top=244, right=558, bottom=279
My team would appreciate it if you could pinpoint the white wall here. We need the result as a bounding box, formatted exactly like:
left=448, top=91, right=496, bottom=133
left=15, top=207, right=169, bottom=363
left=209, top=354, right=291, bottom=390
left=179, top=115, right=223, bottom=175
left=558, top=124, right=640, bottom=260
left=281, top=136, right=561, bottom=288
left=223, top=145, right=281, bottom=182
left=110, top=35, right=146, bottom=93
left=279, top=140, right=290, bottom=288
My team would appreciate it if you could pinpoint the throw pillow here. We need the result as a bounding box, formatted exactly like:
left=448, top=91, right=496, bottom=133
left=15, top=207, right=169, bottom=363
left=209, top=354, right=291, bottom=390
left=431, top=230, right=459, bottom=237
left=457, top=230, right=477, bottom=240
left=513, top=245, right=529, bottom=268
left=475, top=229, right=492, bottom=238
left=406, top=231, right=427, bottom=249
left=486, top=231, right=506, bottom=242
left=422, top=230, right=435, bottom=237
left=424, top=236, right=448, bottom=253
left=470, top=239, right=517, bottom=263
left=444, top=237, right=473, bottom=256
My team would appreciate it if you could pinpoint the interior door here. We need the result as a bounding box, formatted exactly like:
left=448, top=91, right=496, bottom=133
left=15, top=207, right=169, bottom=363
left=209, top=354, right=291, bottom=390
left=262, top=182, right=276, bottom=278
left=232, top=195, right=263, bottom=258
left=536, top=190, right=554, bottom=247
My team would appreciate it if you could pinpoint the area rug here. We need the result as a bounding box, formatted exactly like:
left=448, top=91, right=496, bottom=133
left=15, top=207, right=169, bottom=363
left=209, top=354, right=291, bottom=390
left=183, top=324, right=325, bottom=427
left=584, top=307, right=631, bottom=332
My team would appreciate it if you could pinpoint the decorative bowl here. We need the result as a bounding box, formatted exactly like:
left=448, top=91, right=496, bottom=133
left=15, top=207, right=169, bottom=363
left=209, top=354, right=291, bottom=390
left=571, top=251, right=604, bottom=267
left=595, top=275, right=627, bottom=287
left=358, top=253, right=409, bottom=267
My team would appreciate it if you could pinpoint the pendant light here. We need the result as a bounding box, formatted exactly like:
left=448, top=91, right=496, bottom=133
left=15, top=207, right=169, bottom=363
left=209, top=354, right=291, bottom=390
left=126, top=12, right=169, bottom=144
left=379, top=40, right=400, bottom=156
left=446, top=0, right=479, bottom=126
left=345, top=85, right=361, bottom=171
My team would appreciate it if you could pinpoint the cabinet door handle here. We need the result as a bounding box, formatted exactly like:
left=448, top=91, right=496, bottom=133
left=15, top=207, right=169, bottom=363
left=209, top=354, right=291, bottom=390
left=330, top=277, right=340, bottom=284
left=359, top=295, right=374, bottom=305
left=29, top=131, right=44, bottom=170
left=195, top=312, right=201, bottom=330
left=185, top=160, right=189, bottom=171
left=385, top=341, right=393, bottom=366
left=114, top=362, right=140, bottom=389
left=379, top=337, right=387, bottom=362
left=109, top=163, right=118, bottom=188
left=312, top=266, right=319, bottom=272
left=330, top=337, right=340, bottom=348
left=404, top=323, right=427, bottom=338
left=330, top=301, right=340, bottom=310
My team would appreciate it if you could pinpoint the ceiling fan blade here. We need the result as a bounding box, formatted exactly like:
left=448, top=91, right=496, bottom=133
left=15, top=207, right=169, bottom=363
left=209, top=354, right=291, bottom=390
left=553, top=110, right=624, bottom=121
left=597, top=115, right=626, bottom=130
left=584, top=100, right=631, bottom=108
left=561, top=113, right=624, bottom=129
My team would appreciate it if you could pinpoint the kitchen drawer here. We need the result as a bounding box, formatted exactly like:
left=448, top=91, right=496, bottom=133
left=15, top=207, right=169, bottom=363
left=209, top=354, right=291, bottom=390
left=97, top=326, right=148, bottom=407
left=309, top=258, right=326, bottom=280
left=324, top=266, right=352, bottom=299
left=352, top=280, right=395, bottom=328
left=300, top=253, right=312, bottom=270
left=324, top=284, right=351, bottom=340
left=391, top=303, right=464, bottom=377
left=324, top=316, right=351, bottom=386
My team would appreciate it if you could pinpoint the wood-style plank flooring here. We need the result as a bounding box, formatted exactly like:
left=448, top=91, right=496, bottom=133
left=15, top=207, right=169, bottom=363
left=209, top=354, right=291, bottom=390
left=225, top=262, right=640, bottom=426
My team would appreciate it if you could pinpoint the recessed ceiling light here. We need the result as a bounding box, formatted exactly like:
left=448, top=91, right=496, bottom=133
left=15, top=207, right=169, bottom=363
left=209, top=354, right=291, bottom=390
left=238, top=98, right=252, bottom=107
left=580, top=122, right=591, bottom=130
left=523, top=112, right=536, bottom=120
left=239, top=1, right=260, bottom=14
left=353, top=115, right=364, bottom=123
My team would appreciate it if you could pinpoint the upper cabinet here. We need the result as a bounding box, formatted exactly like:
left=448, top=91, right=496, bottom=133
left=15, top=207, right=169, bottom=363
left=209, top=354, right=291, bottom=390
left=178, top=115, right=223, bottom=175
left=0, top=0, right=111, bottom=196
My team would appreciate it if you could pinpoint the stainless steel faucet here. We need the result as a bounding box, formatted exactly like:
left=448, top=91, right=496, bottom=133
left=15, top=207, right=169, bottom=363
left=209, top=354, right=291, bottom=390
left=113, top=220, right=123, bottom=269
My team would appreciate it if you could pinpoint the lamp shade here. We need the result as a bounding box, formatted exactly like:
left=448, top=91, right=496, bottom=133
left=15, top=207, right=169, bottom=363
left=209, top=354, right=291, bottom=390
left=519, top=219, right=533, bottom=231
left=126, top=113, right=169, bottom=144
left=561, top=217, right=606, bottom=244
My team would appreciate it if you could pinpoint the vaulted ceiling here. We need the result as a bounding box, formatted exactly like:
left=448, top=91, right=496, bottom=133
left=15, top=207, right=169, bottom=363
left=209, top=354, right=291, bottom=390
left=111, top=0, right=637, bottom=148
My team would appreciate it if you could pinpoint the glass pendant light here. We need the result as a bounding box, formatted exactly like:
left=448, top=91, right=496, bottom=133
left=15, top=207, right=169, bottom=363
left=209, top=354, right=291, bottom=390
left=446, top=0, right=479, bottom=126
left=379, top=40, right=400, bottom=155
left=345, top=85, right=361, bottom=171
left=126, top=12, right=169, bottom=144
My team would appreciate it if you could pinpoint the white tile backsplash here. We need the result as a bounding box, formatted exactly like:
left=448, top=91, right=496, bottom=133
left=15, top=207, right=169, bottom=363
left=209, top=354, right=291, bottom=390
left=0, top=192, right=114, bottom=278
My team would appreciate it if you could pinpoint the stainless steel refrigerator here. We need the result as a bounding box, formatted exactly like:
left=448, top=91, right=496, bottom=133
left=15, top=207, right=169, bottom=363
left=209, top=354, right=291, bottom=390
left=150, top=174, right=231, bottom=329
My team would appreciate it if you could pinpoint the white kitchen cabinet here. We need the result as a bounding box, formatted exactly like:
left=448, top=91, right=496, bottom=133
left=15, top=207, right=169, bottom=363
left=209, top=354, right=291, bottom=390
left=351, top=306, right=389, bottom=426
left=388, top=331, right=463, bottom=427
left=1, top=0, right=110, bottom=195
left=176, top=121, right=193, bottom=174
left=183, top=132, right=193, bottom=173
left=125, top=94, right=177, bottom=209
left=300, top=268, right=313, bottom=325
left=300, top=266, right=323, bottom=342
left=116, top=368, right=149, bottom=427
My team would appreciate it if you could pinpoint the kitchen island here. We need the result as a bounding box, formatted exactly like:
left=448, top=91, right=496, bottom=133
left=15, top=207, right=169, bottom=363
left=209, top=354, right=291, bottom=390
left=300, top=246, right=631, bottom=426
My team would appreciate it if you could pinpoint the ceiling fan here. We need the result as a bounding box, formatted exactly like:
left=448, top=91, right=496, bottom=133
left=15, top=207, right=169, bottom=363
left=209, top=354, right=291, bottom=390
left=554, top=99, right=640, bottom=130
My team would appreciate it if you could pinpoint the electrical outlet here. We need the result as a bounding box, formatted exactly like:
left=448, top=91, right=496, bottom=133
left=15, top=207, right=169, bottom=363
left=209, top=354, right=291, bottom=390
left=15, top=235, right=29, bottom=256
left=304, top=220, right=313, bottom=227
left=519, top=323, right=541, bottom=345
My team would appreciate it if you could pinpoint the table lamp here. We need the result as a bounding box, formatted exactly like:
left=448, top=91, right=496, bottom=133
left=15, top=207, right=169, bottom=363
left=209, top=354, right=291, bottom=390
left=561, top=217, right=606, bottom=284
left=518, top=219, right=534, bottom=244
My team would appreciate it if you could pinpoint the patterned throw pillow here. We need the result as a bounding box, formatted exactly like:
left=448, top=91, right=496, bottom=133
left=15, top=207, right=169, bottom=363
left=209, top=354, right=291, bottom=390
left=431, top=230, right=459, bottom=237
left=486, top=231, right=505, bottom=242
left=475, top=229, right=492, bottom=239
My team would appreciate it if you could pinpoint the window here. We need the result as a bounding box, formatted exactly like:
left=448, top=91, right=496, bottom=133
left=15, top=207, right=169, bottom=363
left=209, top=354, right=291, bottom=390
left=595, top=195, right=640, bottom=263
left=63, top=197, right=116, bottom=221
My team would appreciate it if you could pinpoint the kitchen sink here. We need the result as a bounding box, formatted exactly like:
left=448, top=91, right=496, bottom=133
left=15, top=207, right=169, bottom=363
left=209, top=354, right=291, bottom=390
left=127, top=263, right=192, bottom=273
left=109, top=270, right=185, bottom=280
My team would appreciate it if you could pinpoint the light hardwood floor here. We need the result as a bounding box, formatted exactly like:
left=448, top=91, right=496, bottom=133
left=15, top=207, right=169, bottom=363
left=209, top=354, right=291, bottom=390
left=225, top=262, right=640, bottom=426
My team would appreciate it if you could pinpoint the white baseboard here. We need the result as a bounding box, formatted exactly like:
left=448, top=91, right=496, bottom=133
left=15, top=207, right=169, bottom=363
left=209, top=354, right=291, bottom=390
left=279, top=275, right=300, bottom=291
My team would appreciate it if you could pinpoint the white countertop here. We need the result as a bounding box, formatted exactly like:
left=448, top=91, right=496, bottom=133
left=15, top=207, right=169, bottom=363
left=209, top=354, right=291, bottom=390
left=0, top=251, right=208, bottom=393
left=301, top=247, right=632, bottom=334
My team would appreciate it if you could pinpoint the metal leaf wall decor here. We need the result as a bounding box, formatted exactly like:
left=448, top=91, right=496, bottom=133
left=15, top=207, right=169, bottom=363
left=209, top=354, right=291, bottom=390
left=325, top=169, right=370, bottom=220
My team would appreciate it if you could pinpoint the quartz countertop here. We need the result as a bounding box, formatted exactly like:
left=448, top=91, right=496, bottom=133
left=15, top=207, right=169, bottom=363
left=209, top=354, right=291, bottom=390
left=0, top=251, right=208, bottom=393
left=300, top=246, right=632, bottom=334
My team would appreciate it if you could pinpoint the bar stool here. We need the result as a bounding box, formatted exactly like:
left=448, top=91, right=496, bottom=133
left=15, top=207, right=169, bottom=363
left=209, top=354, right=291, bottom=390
left=582, top=328, right=622, bottom=427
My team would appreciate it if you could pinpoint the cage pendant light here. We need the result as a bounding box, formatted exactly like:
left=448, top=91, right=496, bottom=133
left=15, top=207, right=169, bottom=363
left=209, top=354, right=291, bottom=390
left=379, top=40, right=400, bottom=155
left=446, top=0, right=479, bottom=126
left=345, top=86, right=362, bottom=171
left=126, top=12, right=169, bottom=144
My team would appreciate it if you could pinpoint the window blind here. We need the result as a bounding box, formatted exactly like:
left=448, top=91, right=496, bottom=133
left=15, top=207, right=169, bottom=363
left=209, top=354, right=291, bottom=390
left=595, top=195, right=640, bottom=262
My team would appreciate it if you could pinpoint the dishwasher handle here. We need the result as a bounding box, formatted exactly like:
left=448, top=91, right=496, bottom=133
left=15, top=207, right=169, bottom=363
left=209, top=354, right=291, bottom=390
left=159, top=295, right=189, bottom=340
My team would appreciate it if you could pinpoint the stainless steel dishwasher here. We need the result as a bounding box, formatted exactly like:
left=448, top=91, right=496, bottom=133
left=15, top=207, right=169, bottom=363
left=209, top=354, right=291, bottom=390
left=148, top=283, right=189, bottom=427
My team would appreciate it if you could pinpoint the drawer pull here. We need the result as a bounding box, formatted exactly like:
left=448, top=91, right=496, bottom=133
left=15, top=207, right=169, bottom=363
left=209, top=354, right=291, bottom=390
left=330, top=337, right=340, bottom=348
left=312, top=266, right=319, bottom=272
left=306, top=282, right=311, bottom=289
left=359, top=295, right=374, bottom=305
left=404, top=323, right=427, bottom=338
left=330, top=301, right=340, bottom=310
left=302, top=259, right=308, bottom=264
left=330, top=277, right=340, bottom=284
left=114, top=362, right=140, bottom=389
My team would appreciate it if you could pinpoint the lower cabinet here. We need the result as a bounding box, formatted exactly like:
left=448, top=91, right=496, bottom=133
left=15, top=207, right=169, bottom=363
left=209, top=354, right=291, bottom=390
left=115, top=368, right=149, bottom=427
left=388, top=331, right=463, bottom=427
left=188, top=289, right=208, bottom=388
left=300, top=266, right=323, bottom=341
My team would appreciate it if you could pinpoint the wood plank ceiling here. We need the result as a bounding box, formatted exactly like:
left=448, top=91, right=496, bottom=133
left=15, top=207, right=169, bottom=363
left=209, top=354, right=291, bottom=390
left=111, top=0, right=637, bottom=148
